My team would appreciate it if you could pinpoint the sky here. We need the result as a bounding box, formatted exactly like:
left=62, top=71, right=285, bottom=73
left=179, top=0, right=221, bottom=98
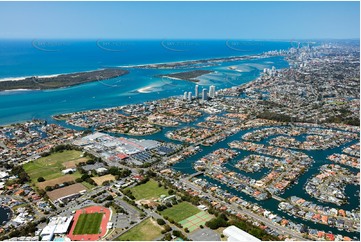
left=0, top=1, right=359, bottom=39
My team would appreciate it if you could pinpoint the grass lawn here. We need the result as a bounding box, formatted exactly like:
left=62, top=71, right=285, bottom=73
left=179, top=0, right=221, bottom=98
left=73, top=212, right=104, bottom=235
left=116, top=218, right=162, bottom=241
left=82, top=181, right=96, bottom=190
left=128, top=179, right=168, bottom=200
left=161, top=202, right=200, bottom=222
left=23, top=150, right=84, bottom=183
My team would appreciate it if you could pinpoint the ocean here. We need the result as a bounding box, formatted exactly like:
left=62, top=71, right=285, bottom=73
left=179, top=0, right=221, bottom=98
left=0, top=39, right=291, bottom=125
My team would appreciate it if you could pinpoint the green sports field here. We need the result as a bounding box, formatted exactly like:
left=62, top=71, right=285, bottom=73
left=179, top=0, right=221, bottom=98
left=73, top=212, right=104, bottom=235
left=23, top=150, right=84, bottom=182
left=160, top=202, right=200, bottom=222
left=128, top=179, right=168, bottom=200
left=116, top=218, right=162, bottom=241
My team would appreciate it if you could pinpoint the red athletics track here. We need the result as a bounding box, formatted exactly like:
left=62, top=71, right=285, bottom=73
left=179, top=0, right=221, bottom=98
left=67, top=206, right=111, bottom=241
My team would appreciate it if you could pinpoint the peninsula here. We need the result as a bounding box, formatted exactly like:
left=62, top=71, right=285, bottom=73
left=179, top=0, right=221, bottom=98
left=0, top=68, right=129, bottom=91
left=129, top=55, right=261, bottom=69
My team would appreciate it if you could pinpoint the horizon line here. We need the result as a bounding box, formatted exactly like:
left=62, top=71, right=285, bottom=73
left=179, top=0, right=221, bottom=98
left=0, top=38, right=360, bottom=41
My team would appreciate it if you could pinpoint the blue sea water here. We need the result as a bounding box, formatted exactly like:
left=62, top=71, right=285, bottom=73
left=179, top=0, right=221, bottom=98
left=0, top=40, right=292, bottom=125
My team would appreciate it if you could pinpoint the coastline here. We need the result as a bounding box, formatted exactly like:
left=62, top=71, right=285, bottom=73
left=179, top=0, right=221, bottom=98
left=0, top=68, right=129, bottom=91
left=0, top=63, right=275, bottom=127
left=0, top=51, right=289, bottom=126
left=118, top=54, right=257, bottom=68
left=0, top=68, right=106, bottom=83
left=126, top=54, right=263, bottom=69
left=0, top=54, right=257, bottom=81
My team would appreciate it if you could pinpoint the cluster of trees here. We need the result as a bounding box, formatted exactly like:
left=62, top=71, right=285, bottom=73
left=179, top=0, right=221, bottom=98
left=41, top=144, right=81, bottom=157
left=140, top=162, right=152, bottom=168
left=138, top=176, right=150, bottom=185
left=111, top=202, right=128, bottom=214
left=108, top=166, right=131, bottom=179
left=326, top=112, right=360, bottom=126
left=77, top=164, right=131, bottom=181
left=162, top=215, right=182, bottom=228
left=90, top=190, right=106, bottom=199
left=257, top=111, right=292, bottom=122
left=3, top=221, right=38, bottom=240
left=123, top=189, right=136, bottom=200
left=94, top=195, right=113, bottom=204
left=0, top=162, right=13, bottom=170
left=10, top=166, right=30, bottom=184
left=180, top=193, right=201, bottom=206
left=205, top=213, right=228, bottom=229
left=90, top=190, right=114, bottom=203
left=75, top=174, right=96, bottom=186
left=156, top=199, right=178, bottom=213
left=205, top=209, right=279, bottom=241
left=44, top=180, right=76, bottom=191
left=123, top=196, right=137, bottom=207
left=50, top=144, right=81, bottom=153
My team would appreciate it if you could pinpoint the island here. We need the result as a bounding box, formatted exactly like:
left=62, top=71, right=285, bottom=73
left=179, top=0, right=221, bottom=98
left=129, top=55, right=261, bottom=69
left=0, top=68, right=129, bottom=91
left=157, top=70, right=213, bottom=83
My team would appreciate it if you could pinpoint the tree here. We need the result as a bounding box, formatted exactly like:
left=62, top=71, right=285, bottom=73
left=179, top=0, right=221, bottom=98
left=38, top=189, right=46, bottom=197
left=157, top=205, right=165, bottom=212
left=172, top=230, right=181, bottom=237
left=81, top=174, right=90, bottom=180
left=205, top=214, right=228, bottom=230
left=11, top=166, right=30, bottom=183
left=164, top=224, right=171, bottom=232
left=85, top=178, right=96, bottom=186
left=45, top=186, right=52, bottom=191
left=37, top=177, right=45, bottom=182
left=157, top=218, right=166, bottom=226
left=163, top=233, right=172, bottom=241
left=104, top=202, right=112, bottom=208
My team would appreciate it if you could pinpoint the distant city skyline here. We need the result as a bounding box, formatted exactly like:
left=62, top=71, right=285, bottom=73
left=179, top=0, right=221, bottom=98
left=0, top=1, right=359, bottom=39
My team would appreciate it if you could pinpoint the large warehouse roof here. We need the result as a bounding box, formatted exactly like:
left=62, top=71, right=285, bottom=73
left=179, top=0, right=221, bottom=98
left=41, top=216, right=73, bottom=236
left=223, top=226, right=261, bottom=242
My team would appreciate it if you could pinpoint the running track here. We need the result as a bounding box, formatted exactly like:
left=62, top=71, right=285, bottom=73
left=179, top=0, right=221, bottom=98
left=67, top=206, right=111, bottom=241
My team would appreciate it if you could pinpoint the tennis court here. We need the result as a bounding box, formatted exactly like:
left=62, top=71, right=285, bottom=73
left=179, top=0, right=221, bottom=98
left=179, top=211, right=214, bottom=232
